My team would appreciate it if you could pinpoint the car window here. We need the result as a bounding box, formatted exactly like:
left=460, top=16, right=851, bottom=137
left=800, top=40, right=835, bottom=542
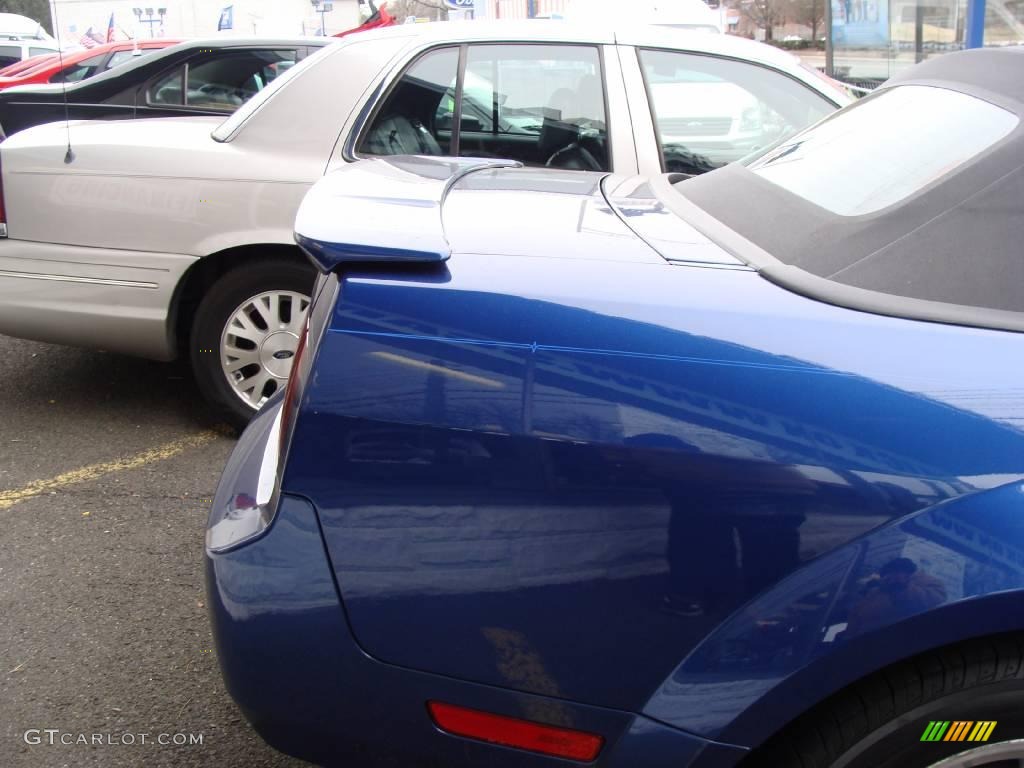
left=360, top=46, right=459, bottom=156
left=107, top=48, right=160, bottom=70
left=747, top=85, right=1018, bottom=216
left=29, top=47, right=52, bottom=58
left=457, top=44, right=609, bottom=170
left=674, top=83, right=1024, bottom=314
left=0, top=45, right=21, bottom=68
left=212, top=43, right=339, bottom=142
left=639, top=49, right=835, bottom=175
left=149, top=64, right=185, bottom=105
left=184, top=50, right=299, bottom=111
left=51, top=53, right=108, bottom=84
left=361, top=44, right=609, bottom=171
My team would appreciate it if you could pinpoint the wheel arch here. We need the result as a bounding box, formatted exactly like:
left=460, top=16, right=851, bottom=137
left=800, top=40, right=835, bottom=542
left=168, top=243, right=311, bottom=356
left=642, top=481, right=1024, bottom=756
left=728, top=594, right=1024, bottom=757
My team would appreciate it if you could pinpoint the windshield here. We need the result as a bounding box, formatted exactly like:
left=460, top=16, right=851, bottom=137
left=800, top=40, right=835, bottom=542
left=746, top=86, right=1017, bottom=216
left=212, top=44, right=333, bottom=142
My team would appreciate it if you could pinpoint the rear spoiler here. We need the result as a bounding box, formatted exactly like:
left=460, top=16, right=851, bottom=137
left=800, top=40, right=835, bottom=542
left=295, top=156, right=521, bottom=272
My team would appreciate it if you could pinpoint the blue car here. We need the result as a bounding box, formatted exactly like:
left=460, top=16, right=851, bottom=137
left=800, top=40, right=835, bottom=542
left=206, top=48, right=1024, bottom=768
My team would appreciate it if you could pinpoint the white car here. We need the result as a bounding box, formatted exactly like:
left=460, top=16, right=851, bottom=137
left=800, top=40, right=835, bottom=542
left=0, top=21, right=849, bottom=425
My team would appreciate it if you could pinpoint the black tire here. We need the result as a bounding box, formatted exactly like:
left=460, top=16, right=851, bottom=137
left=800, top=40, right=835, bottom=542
left=744, top=634, right=1024, bottom=768
left=190, top=258, right=315, bottom=430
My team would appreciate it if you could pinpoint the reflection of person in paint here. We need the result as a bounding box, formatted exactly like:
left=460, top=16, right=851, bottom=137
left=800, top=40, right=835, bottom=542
left=621, top=433, right=807, bottom=618
left=847, top=557, right=947, bottom=636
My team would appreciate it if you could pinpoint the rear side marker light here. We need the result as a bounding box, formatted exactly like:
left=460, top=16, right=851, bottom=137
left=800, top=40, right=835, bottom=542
left=427, top=701, right=604, bottom=762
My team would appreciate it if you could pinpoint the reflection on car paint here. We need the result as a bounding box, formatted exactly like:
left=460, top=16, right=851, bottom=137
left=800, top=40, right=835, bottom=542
left=284, top=240, right=1024, bottom=719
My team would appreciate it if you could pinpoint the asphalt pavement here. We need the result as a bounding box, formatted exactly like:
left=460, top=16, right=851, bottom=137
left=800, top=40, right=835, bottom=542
left=0, top=334, right=308, bottom=768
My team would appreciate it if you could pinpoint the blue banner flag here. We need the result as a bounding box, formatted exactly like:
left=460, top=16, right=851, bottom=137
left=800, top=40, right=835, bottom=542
left=218, top=5, right=234, bottom=30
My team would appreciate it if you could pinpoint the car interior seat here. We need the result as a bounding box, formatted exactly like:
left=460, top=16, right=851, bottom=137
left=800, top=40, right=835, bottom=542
left=571, top=74, right=609, bottom=169
left=363, top=114, right=444, bottom=156
left=540, top=79, right=607, bottom=171
left=152, top=83, right=183, bottom=105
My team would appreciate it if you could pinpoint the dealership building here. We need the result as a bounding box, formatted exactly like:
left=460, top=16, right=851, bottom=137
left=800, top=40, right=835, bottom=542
left=45, top=0, right=362, bottom=41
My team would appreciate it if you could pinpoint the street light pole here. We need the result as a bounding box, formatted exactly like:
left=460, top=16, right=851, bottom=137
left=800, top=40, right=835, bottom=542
left=824, top=0, right=833, bottom=76
left=310, top=0, right=330, bottom=35
left=132, top=7, right=166, bottom=37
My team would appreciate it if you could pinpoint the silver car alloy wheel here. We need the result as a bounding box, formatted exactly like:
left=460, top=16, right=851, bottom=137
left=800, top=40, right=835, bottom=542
left=927, top=740, right=1024, bottom=767
left=220, top=289, right=310, bottom=410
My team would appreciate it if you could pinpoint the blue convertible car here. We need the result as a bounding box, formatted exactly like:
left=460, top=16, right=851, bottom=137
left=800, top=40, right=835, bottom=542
left=206, top=48, right=1024, bottom=767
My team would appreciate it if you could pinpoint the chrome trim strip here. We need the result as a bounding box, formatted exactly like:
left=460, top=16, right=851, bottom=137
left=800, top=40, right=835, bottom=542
left=0, top=270, right=158, bottom=289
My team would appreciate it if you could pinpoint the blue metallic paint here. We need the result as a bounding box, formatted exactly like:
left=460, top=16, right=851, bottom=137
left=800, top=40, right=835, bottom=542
left=290, top=255, right=1023, bottom=690
left=207, top=397, right=746, bottom=767
left=644, top=481, right=1024, bottom=744
left=293, top=157, right=526, bottom=273
left=601, top=175, right=746, bottom=267
left=210, top=160, right=1024, bottom=764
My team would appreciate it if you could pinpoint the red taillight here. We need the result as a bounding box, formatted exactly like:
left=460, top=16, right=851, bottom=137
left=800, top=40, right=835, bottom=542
left=427, top=701, right=604, bottom=762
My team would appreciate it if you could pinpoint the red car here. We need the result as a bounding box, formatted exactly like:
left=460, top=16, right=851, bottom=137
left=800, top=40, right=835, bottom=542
left=0, top=53, right=58, bottom=78
left=0, top=39, right=180, bottom=90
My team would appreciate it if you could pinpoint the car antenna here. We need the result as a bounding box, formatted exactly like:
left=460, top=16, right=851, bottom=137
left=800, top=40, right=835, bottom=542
left=50, top=2, right=75, bottom=164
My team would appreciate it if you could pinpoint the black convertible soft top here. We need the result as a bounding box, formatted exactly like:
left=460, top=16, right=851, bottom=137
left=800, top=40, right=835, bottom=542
left=885, top=45, right=1024, bottom=104
left=664, top=47, right=1024, bottom=331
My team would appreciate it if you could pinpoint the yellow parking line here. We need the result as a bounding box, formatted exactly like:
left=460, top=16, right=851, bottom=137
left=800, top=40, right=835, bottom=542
left=0, top=430, right=221, bottom=511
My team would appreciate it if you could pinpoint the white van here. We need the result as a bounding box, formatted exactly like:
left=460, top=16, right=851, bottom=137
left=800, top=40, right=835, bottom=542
left=0, top=39, right=60, bottom=69
left=0, top=12, right=59, bottom=68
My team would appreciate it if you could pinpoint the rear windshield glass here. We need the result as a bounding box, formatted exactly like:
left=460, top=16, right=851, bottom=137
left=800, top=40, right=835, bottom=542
left=672, top=84, right=1024, bottom=314
left=747, top=85, right=1018, bottom=216
left=212, top=45, right=328, bottom=141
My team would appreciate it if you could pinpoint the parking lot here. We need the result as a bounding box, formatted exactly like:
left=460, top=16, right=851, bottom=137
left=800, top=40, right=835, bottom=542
left=0, top=0, right=1020, bottom=759
left=0, top=334, right=303, bottom=768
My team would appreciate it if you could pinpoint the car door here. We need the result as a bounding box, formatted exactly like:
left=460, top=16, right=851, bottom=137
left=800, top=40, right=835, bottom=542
left=137, top=47, right=305, bottom=119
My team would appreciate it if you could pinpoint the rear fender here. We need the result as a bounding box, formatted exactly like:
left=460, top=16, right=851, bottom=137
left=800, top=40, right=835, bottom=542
left=642, top=481, right=1024, bottom=746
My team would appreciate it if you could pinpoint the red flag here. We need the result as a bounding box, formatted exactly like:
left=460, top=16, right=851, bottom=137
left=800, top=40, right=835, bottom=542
left=106, top=12, right=115, bottom=43
left=334, top=2, right=396, bottom=37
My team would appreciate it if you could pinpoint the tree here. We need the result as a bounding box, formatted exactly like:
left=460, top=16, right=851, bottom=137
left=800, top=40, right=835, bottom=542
left=791, top=0, right=825, bottom=41
left=0, top=0, right=53, bottom=34
left=741, top=0, right=787, bottom=40
left=381, top=0, right=450, bottom=22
